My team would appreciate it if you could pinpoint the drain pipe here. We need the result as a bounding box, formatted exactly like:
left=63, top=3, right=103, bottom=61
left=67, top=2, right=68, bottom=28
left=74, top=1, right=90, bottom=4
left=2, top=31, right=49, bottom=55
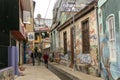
left=95, top=3, right=101, bottom=77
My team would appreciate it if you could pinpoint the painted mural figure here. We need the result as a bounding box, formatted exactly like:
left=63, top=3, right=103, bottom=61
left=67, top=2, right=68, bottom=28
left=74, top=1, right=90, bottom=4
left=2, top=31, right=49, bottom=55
left=100, top=36, right=111, bottom=80
left=100, top=34, right=120, bottom=80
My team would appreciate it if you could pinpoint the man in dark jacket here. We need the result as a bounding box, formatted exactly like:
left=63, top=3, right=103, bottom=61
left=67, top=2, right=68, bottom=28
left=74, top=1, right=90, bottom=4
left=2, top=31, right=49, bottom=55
left=31, top=51, right=35, bottom=66
left=37, top=49, right=42, bottom=65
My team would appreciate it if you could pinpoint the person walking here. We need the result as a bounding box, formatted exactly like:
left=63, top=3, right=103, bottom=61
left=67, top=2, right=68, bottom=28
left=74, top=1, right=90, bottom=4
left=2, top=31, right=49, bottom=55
left=52, top=52, right=54, bottom=61
left=31, top=50, right=35, bottom=66
left=37, top=49, right=42, bottom=65
left=43, top=52, right=49, bottom=68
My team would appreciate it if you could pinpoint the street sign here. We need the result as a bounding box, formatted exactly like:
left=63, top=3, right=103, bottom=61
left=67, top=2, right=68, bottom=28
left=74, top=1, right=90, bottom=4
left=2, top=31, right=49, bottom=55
left=27, top=32, right=35, bottom=41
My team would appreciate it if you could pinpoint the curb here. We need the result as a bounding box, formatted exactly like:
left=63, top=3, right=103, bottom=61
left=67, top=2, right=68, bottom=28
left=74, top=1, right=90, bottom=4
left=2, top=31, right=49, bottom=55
left=49, top=63, right=81, bottom=80
left=49, top=63, right=103, bottom=80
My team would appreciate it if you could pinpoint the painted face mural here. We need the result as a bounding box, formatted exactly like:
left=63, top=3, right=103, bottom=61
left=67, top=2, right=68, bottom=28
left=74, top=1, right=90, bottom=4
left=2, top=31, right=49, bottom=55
left=100, top=33, right=120, bottom=80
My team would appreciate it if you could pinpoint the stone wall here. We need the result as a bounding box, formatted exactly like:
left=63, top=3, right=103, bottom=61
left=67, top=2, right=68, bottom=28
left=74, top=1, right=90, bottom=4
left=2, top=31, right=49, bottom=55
left=0, top=67, right=14, bottom=80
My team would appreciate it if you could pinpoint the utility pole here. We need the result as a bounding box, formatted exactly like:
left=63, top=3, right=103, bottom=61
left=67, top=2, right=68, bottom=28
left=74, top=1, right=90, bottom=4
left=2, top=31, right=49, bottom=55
left=72, top=5, right=77, bottom=71
left=61, top=0, right=79, bottom=70
left=68, top=0, right=77, bottom=71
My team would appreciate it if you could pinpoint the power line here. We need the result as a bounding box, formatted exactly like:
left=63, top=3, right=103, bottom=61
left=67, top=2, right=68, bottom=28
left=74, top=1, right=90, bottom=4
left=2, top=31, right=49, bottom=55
left=44, top=0, right=51, bottom=19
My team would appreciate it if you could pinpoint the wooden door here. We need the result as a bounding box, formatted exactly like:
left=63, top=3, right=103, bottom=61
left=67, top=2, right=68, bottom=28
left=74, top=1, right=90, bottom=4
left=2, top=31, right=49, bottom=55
left=63, top=32, right=67, bottom=54
left=82, top=19, right=90, bottom=53
left=70, top=27, right=74, bottom=68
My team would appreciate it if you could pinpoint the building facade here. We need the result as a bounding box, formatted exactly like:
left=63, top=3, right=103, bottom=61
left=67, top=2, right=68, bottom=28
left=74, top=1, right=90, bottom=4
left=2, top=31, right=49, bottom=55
left=58, top=0, right=99, bottom=76
left=0, top=0, right=34, bottom=78
left=51, top=0, right=99, bottom=76
left=25, top=1, right=35, bottom=64
left=34, top=17, right=52, bottom=53
left=50, top=0, right=62, bottom=53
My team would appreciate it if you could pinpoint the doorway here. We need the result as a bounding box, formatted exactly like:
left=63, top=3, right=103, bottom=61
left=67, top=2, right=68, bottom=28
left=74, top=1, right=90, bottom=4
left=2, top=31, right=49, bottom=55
left=63, top=31, right=67, bottom=55
left=70, top=27, right=74, bottom=68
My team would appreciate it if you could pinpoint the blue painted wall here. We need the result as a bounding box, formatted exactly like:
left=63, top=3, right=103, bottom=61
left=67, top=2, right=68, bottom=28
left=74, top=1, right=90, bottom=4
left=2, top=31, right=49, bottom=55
left=8, top=46, right=19, bottom=75
left=98, top=0, right=120, bottom=79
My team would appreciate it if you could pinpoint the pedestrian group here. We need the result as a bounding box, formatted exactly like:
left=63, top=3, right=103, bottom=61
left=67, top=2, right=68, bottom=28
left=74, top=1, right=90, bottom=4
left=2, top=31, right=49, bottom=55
left=30, top=49, right=49, bottom=68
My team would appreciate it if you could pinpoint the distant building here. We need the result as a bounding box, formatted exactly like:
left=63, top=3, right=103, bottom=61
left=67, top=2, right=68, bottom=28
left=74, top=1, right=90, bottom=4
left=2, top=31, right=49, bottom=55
left=34, top=18, right=52, bottom=52
left=34, top=18, right=52, bottom=28
left=0, top=0, right=34, bottom=79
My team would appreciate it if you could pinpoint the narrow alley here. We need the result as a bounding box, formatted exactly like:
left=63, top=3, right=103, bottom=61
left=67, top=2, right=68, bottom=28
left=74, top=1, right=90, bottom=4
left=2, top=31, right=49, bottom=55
left=1, top=0, right=120, bottom=80
left=14, top=62, right=103, bottom=80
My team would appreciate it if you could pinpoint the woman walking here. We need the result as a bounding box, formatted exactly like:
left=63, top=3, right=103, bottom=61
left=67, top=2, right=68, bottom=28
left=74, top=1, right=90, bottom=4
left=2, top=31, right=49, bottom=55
left=43, top=52, right=49, bottom=68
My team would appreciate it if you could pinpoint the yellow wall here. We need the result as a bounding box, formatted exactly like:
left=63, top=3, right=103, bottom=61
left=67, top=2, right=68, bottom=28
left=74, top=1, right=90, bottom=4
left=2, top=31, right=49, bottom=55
left=26, top=0, right=34, bottom=35
left=26, top=18, right=34, bottom=32
left=34, top=36, right=41, bottom=43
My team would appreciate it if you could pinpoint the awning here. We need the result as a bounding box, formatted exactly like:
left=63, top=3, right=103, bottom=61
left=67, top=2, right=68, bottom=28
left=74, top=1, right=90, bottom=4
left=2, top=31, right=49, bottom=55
left=39, top=27, right=50, bottom=31
left=11, top=18, right=27, bottom=41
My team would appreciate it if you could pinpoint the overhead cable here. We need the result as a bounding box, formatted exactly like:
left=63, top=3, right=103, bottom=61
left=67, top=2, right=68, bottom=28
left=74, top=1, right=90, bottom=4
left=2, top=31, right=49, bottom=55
left=44, top=0, right=52, bottom=19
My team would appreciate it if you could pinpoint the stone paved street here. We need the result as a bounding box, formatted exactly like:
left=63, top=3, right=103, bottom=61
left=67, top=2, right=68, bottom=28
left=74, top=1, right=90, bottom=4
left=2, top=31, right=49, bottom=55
left=15, top=63, right=61, bottom=80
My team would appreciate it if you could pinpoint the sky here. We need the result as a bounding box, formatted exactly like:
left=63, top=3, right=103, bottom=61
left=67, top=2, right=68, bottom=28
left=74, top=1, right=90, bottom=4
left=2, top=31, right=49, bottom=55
left=33, top=0, right=57, bottom=19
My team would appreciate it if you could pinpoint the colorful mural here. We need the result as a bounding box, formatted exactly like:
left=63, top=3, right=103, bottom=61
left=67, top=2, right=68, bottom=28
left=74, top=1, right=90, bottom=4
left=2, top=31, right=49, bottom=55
left=89, top=28, right=97, bottom=43
left=73, top=9, right=98, bottom=76
left=77, top=51, right=98, bottom=76
left=100, top=32, right=120, bottom=80
left=58, top=1, right=99, bottom=76
left=77, top=45, right=98, bottom=66
left=77, top=53, right=92, bottom=64
left=76, top=22, right=98, bottom=76
left=98, top=0, right=120, bottom=79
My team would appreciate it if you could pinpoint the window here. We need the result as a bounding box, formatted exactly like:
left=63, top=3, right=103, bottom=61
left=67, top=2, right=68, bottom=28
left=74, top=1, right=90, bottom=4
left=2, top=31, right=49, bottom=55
left=108, top=16, right=115, bottom=40
left=41, top=32, right=49, bottom=38
left=107, top=14, right=116, bottom=62
left=82, top=19, right=90, bottom=53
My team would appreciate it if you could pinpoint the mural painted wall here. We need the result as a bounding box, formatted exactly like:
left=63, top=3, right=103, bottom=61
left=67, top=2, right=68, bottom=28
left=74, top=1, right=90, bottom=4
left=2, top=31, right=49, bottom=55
left=59, top=9, right=98, bottom=76
left=59, top=26, right=71, bottom=55
left=51, top=29, right=57, bottom=52
left=98, top=0, right=120, bottom=80
left=76, top=10, right=98, bottom=76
